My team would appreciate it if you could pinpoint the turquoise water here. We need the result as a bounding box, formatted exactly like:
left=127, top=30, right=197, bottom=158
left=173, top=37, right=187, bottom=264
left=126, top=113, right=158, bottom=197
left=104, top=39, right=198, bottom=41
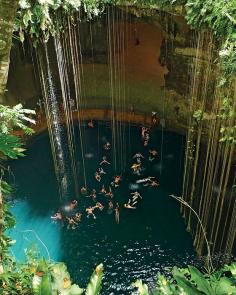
left=8, top=123, right=196, bottom=293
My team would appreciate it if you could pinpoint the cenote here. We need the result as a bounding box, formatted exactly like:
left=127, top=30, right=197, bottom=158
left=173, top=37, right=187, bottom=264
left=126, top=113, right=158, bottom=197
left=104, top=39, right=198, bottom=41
left=8, top=123, right=195, bottom=293
left=2, top=1, right=236, bottom=294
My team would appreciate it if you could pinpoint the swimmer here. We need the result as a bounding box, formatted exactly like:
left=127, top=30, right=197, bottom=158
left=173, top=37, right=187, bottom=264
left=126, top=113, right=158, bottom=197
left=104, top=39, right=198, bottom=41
left=141, top=127, right=148, bottom=139
left=86, top=207, right=96, bottom=219
left=131, top=163, right=141, bottom=172
left=70, top=200, right=78, bottom=210
left=112, top=175, right=121, bottom=187
left=80, top=187, right=87, bottom=194
left=89, top=189, right=97, bottom=200
left=151, top=111, right=158, bottom=125
left=108, top=201, right=114, bottom=210
left=95, top=172, right=101, bottom=182
left=146, top=180, right=159, bottom=187
left=124, top=199, right=136, bottom=209
left=131, top=191, right=142, bottom=201
left=99, top=185, right=106, bottom=194
left=100, top=156, right=111, bottom=165
left=98, top=167, right=106, bottom=175
left=74, top=212, right=82, bottom=222
left=95, top=202, right=104, bottom=211
left=66, top=217, right=78, bottom=229
left=104, top=142, right=111, bottom=150
left=51, top=212, right=62, bottom=221
left=144, top=140, right=148, bottom=147
left=149, top=149, right=158, bottom=161
left=114, top=203, right=120, bottom=224
left=88, top=120, right=94, bottom=128
left=133, top=153, right=144, bottom=159
left=137, top=176, right=155, bottom=184
left=105, top=186, right=113, bottom=198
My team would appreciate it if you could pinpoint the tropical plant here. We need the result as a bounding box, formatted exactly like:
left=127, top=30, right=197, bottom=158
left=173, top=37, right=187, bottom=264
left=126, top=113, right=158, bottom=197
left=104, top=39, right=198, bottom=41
left=133, top=263, right=236, bottom=295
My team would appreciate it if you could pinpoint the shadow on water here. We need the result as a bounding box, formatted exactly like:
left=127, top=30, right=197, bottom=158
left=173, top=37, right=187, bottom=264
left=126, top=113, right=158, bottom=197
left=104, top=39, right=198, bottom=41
left=8, top=123, right=197, bottom=294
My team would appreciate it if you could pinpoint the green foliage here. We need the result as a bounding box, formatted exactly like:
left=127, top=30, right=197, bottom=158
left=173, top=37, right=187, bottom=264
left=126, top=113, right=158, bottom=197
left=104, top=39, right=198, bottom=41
left=133, top=263, right=236, bottom=295
left=85, top=264, right=103, bottom=295
left=193, top=109, right=204, bottom=123
left=15, top=0, right=110, bottom=44
left=185, top=0, right=236, bottom=142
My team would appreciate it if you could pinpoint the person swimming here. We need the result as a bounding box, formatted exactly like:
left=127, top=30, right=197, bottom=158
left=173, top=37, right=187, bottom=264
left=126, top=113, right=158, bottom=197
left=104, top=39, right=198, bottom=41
left=70, top=200, right=78, bottom=210
left=124, top=199, right=136, bottom=209
left=104, top=142, right=111, bottom=150
left=74, top=212, right=82, bottom=222
left=95, top=172, right=101, bottom=182
left=99, top=185, right=106, bottom=195
left=133, top=153, right=144, bottom=159
left=100, top=156, right=111, bottom=165
left=80, top=187, right=87, bottom=194
left=86, top=207, right=96, bottom=219
left=108, top=201, right=114, bottom=210
left=149, top=149, right=158, bottom=161
left=89, top=189, right=97, bottom=200
left=88, top=120, right=94, bottom=128
left=111, top=175, right=121, bottom=187
left=98, top=167, right=106, bottom=175
left=144, top=180, right=159, bottom=187
left=131, top=191, right=142, bottom=202
left=136, top=176, right=155, bottom=184
left=51, top=212, right=63, bottom=221
left=114, top=203, right=120, bottom=224
left=131, top=163, right=141, bottom=172
left=105, top=186, right=113, bottom=198
left=66, top=217, right=78, bottom=229
left=94, top=202, right=104, bottom=211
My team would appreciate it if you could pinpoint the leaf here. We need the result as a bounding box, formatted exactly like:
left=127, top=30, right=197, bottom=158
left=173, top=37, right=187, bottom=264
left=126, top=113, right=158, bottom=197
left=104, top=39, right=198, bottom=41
left=132, top=279, right=149, bottom=295
left=172, top=267, right=202, bottom=295
left=85, top=264, right=103, bottom=295
left=214, top=277, right=236, bottom=295
left=188, top=266, right=214, bottom=294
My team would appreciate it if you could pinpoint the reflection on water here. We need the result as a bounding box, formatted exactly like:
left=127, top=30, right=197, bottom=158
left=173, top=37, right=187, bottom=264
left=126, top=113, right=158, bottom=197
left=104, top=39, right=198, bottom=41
left=8, top=123, right=196, bottom=294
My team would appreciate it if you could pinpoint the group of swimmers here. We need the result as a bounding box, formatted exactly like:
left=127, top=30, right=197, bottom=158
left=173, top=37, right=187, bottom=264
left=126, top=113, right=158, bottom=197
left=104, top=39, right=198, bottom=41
left=51, top=122, right=160, bottom=228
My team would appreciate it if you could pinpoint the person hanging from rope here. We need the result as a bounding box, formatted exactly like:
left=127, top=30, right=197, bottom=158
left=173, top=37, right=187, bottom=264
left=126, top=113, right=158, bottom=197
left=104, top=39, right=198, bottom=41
left=104, top=142, right=111, bottom=150
left=124, top=199, right=136, bottom=209
left=114, top=203, right=120, bottom=224
left=66, top=217, right=78, bottom=229
left=105, top=186, right=114, bottom=198
left=149, top=149, right=158, bottom=162
left=86, top=206, right=96, bottom=219
left=131, top=191, right=142, bottom=202
left=94, top=202, right=104, bottom=211
left=100, top=156, right=111, bottom=165
left=95, top=171, right=101, bottom=182
left=99, top=185, right=107, bottom=195
left=88, top=120, right=94, bottom=128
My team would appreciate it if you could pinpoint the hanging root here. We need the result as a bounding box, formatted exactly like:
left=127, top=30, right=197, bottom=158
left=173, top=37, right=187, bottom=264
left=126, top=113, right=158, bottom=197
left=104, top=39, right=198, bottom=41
left=20, top=229, right=51, bottom=262
left=169, top=194, right=214, bottom=273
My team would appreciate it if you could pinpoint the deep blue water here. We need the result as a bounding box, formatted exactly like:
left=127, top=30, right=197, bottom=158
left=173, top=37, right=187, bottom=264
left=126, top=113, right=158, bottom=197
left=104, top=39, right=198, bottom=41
left=8, top=122, right=196, bottom=294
